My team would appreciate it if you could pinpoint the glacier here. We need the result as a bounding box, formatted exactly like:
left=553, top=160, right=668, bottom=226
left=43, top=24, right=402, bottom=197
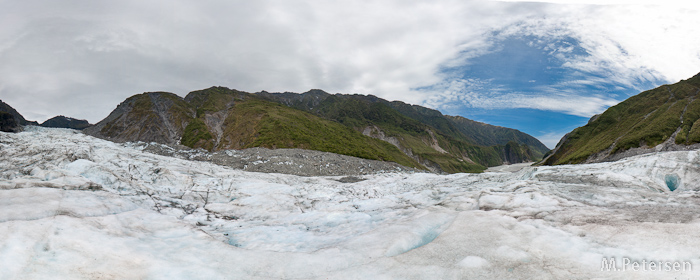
left=1, top=127, right=700, bottom=279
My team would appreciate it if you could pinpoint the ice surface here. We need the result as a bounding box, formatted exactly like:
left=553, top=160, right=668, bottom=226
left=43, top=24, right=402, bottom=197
left=458, top=255, right=490, bottom=268
left=1, top=127, right=700, bottom=279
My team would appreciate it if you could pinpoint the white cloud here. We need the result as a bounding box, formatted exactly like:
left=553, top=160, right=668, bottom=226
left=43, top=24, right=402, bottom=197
left=1, top=0, right=509, bottom=122
left=421, top=2, right=700, bottom=119
left=518, top=3, right=700, bottom=85
left=497, top=0, right=699, bottom=7
left=423, top=78, right=619, bottom=117
left=535, top=132, right=563, bottom=149
left=0, top=0, right=698, bottom=124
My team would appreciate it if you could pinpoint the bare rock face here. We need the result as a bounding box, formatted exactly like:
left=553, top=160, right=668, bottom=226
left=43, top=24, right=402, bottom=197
left=83, top=92, right=194, bottom=144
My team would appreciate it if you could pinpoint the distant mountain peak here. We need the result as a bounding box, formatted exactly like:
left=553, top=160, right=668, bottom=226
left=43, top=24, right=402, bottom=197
left=303, top=89, right=330, bottom=95
left=40, top=115, right=91, bottom=130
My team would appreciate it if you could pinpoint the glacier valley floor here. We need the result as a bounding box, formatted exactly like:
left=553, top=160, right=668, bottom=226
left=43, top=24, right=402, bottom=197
left=1, top=127, right=700, bottom=279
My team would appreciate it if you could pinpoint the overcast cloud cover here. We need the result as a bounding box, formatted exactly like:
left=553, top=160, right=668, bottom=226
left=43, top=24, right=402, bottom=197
left=1, top=0, right=699, bottom=148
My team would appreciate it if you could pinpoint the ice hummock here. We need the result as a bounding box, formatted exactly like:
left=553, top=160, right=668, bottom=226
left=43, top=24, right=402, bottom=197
left=1, top=127, right=700, bottom=279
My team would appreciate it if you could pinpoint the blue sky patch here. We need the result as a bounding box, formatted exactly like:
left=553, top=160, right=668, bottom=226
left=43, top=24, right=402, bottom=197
left=425, top=34, right=664, bottom=148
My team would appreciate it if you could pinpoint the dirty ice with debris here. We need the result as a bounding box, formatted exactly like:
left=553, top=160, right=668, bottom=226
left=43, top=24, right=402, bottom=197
left=1, top=127, right=700, bottom=279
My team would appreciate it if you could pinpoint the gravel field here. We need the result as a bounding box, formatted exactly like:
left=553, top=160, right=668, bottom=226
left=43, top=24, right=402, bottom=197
left=134, top=142, right=424, bottom=177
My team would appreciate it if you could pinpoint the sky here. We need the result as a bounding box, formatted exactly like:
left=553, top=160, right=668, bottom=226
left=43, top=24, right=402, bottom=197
left=1, top=0, right=699, bottom=148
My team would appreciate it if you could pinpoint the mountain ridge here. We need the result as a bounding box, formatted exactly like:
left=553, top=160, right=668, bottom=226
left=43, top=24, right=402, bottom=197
left=246, top=88, right=547, bottom=172
left=256, top=89, right=548, bottom=152
left=77, top=86, right=549, bottom=173
left=84, top=89, right=423, bottom=170
left=256, top=89, right=549, bottom=163
left=445, top=115, right=549, bottom=159
left=0, top=100, right=38, bottom=132
left=542, top=72, right=700, bottom=165
left=84, top=92, right=194, bottom=144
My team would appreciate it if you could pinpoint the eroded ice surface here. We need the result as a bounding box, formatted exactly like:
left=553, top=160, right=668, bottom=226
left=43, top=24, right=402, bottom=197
left=1, top=127, right=700, bottom=279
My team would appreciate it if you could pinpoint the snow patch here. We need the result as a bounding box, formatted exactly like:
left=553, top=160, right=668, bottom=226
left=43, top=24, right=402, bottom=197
left=458, top=256, right=490, bottom=268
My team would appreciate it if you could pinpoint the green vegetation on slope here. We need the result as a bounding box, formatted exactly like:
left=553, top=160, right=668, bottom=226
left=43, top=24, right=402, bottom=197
left=503, top=141, right=535, bottom=164
left=91, top=85, right=549, bottom=174
left=263, top=93, right=513, bottom=172
left=181, top=88, right=423, bottom=169
left=234, top=99, right=420, bottom=168
left=446, top=116, right=549, bottom=160
left=676, top=98, right=700, bottom=144
left=185, top=86, right=243, bottom=117
left=386, top=101, right=468, bottom=141
left=320, top=96, right=487, bottom=170
left=543, top=72, right=700, bottom=165
left=307, top=95, right=425, bottom=136
left=181, top=118, right=214, bottom=150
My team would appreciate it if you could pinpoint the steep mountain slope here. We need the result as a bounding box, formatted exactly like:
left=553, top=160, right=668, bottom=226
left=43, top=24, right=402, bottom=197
left=40, top=116, right=91, bottom=130
left=87, top=86, right=549, bottom=173
left=83, top=92, right=195, bottom=144
left=384, top=100, right=549, bottom=158
left=0, top=100, right=37, bottom=132
left=85, top=87, right=421, bottom=169
left=542, top=72, right=700, bottom=165
left=0, top=111, right=18, bottom=132
left=257, top=91, right=491, bottom=172
left=257, top=89, right=548, bottom=172
left=446, top=116, right=550, bottom=159
left=256, top=90, right=546, bottom=153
